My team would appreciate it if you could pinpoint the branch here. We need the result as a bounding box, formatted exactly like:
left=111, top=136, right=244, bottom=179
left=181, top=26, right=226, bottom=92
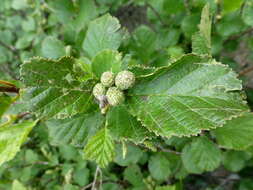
left=0, top=80, right=16, bottom=87
left=224, top=27, right=253, bottom=43
left=91, top=166, right=101, bottom=190
left=239, top=65, right=253, bottom=76
left=82, top=179, right=127, bottom=190
left=155, top=144, right=181, bottom=155
left=0, top=40, right=17, bottom=53
left=0, top=86, right=19, bottom=94
left=0, top=64, right=18, bottom=80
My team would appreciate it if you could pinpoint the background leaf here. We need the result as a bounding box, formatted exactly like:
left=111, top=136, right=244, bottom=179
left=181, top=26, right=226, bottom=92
left=84, top=127, right=115, bottom=168
left=92, top=50, right=122, bottom=78
left=148, top=153, right=171, bottom=181
left=214, top=113, right=253, bottom=150
left=82, top=14, right=122, bottom=58
left=182, top=136, right=222, bottom=174
left=0, top=120, right=37, bottom=166
left=41, top=36, right=66, bottom=59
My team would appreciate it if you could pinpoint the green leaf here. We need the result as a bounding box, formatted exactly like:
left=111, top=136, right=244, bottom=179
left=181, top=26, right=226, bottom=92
left=182, top=136, right=222, bottom=174
left=148, top=153, right=171, bottom=181
left=48, top=0, right=75, bottom=23
left=216, top=13, right=246, bottom=37
left=46, top=112, right=104, bottom=147
left=213, top=113, right=253, bottom=150
left=20, top=56, right=94, bottom=119
left=41, top=36, right=66, bottom=59
left=222, top=0, right=243, bottom=15
left=128, top=54, right=248, bottom=137
left=0, top=94, right=12, bottom=118
left=0, top=120, right=37, bottom=166
left=123, top=165, right=145, bottom=187
left=181, top=14, right=200, bottom=39
left=83, top=127, right=115, bottom=168
left=12, top=180, right=27, bottom=190
left=200, top=4, right=212, bottom=41
left=92, top=50, right=122, bottom=78
left=82, top=14, right=122, bottom=58
left=11, top=0, right=28, bottom=10
left=129, top=25, right=157, bottom=63
left=192, top=33, right=210, bottom=55
left=155, top=185, right=176, bottom=190
left=223, top=150, right=251, bottom=172
left=242, top=0, right=253, bottom=26
left=74, top=0, right=98, bottom=30
left=192, top=4, right=212, bottom=55
left=163, top=0, right=184, bottom=14
left=128, top=65, right=157, bottom=78
left=115, top=144, right=143, bottom=166
left=106, top=105, right=152, bottom=143
left=73, top=167, right=90, bottom=186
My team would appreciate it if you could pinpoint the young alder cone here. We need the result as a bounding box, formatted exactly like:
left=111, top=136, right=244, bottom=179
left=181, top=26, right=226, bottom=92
left=92, top=83, right=106, bottom=100
left=101, top=71, right=114, bottom=87
left=115, top=70, right=135, bottom=90
left=106, top=87, right=125, bottom=106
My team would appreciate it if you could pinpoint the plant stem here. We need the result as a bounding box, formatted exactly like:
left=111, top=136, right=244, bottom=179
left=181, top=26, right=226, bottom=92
left=0, top=40, right=17, bottom=53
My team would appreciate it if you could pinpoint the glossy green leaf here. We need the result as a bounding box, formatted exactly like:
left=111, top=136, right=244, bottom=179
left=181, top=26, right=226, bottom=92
left=82, top=14, right=122, bottom=58
left=182, top=136, right=221, bottom=174
left=0, top=120, right=37, bottom=166
left=129, top=54, right=248, bottom=137
left=46, top=112, right=104, bottom=147
left=92, top=50, right=122, bottom=78
left=83, top=127, right=115, bottom=168
left=106, top=105, right=152, bottom=143
left=214, top=113, right=253, bottom=150
left=20, top=56, right=94, bottom=119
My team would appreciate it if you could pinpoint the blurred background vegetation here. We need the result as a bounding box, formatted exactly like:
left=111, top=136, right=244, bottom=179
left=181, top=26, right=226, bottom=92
left=1, top=0, right=253, bottom=189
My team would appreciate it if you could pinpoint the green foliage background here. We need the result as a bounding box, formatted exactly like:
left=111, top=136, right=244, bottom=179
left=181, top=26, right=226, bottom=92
left=1, top=0, right=253, bottom=189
